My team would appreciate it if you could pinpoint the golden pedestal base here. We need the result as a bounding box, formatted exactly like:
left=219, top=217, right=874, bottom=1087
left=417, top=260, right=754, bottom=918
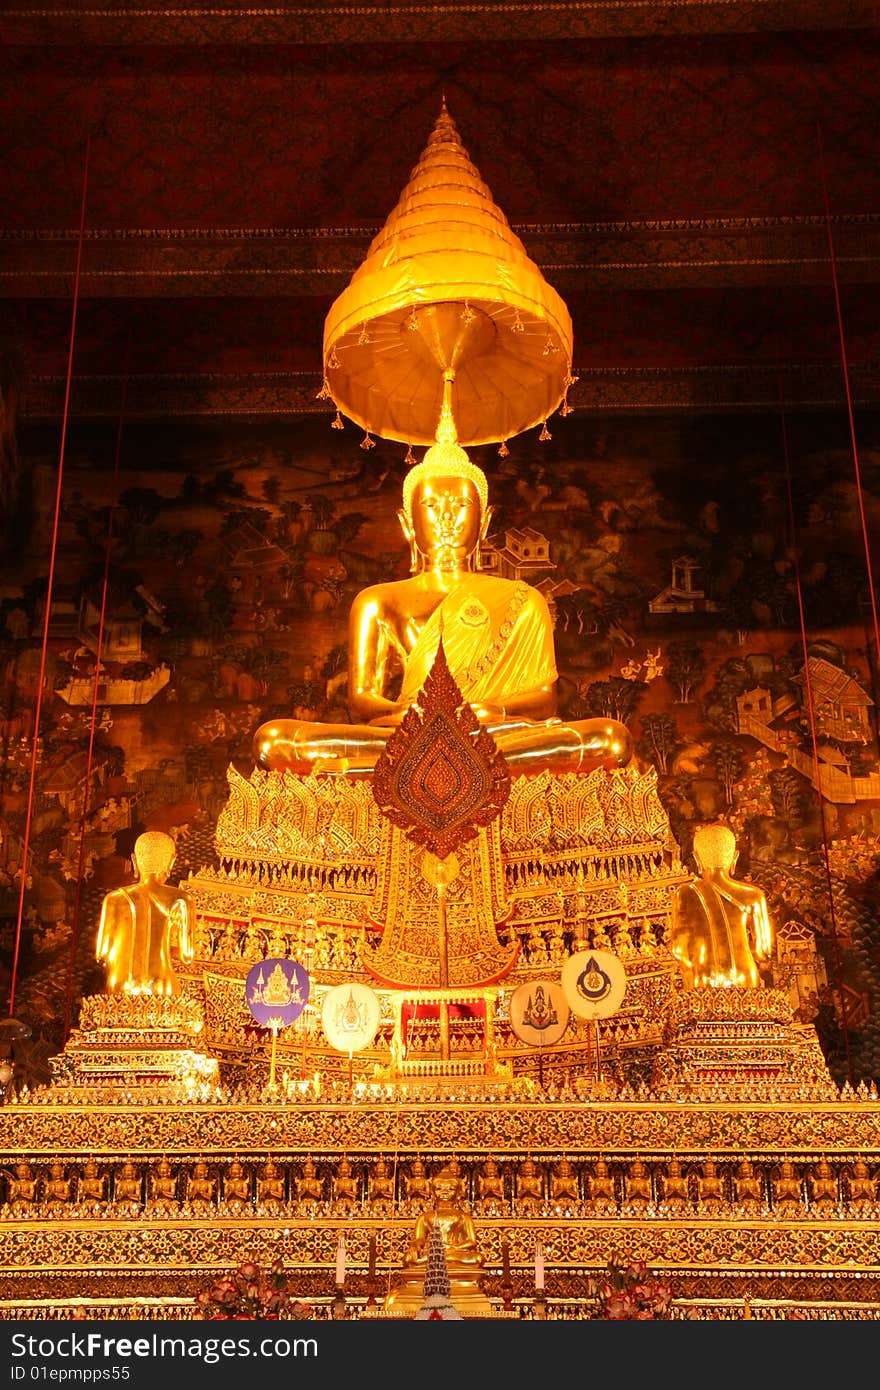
left=50, top=993, right=218, bottom=1093
left=382, top=1262, right=495, bottom=1319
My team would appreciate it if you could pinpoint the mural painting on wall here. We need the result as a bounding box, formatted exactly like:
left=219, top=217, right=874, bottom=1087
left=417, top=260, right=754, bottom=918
left=1, top=408, right=879, bottom=1085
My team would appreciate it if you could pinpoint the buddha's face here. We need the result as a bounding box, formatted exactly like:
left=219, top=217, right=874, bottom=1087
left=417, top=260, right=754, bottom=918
left=409, top=476, right=482, bottom=567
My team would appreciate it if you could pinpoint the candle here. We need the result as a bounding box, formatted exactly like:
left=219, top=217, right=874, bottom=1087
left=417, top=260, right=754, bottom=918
left=534, top=1241, right=545, bottom=1291
left=335, top=1234, right=346, bottom=1286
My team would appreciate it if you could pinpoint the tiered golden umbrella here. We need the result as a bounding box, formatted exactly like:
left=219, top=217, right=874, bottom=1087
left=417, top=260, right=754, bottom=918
left=322, top=101, right=574, bottom=447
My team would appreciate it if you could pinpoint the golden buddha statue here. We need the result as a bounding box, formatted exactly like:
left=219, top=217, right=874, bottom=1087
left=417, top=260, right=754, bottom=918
left=514, top=1155, right=544, bottom=1209
left=696, top=1158, right=725, bottom=1208
left=222, top=1159, right=252, bottom=1208
left=186, top=1160, right=216, bottom=1207
left=733, top=1157, right=764, bottom=1207
left=846, top=1158, right=878, bottom=1207
left=44, top=1161, right=72, bottom=1206
left=367, top=1157, right=396, bottom=1207
left=808, top=1156, right=839, bottom=1207
left=147, top=1158, right=177, bottom=1208
left=256, top=1159, right=286, bottom=1208
left=771, top=1159, right=803, bottom=1209
left=6, top=1160, right=37, bottom=1207
left=549, top=1155, right=579, bottom=1205
left=254, top=411, right=632, bottom=782
left=114, top=1160, right=142, bottom=1205
left=385, top=1159, right=490, bottom=1318
left=670, top=823, right=773, bottom=989
left=584, top=1157, right=617, bottom=1208
left=658, top=1158, right=690, bottom=1209
left=294, top=1156, right=323, bottom=1206
left=475, top=1154, right=506, bottom=1207
left=331, top=1155, right=360, bottom=1208
left=78, top=1159, right=107, bottom=1205
left=623, top=1158, right=653, bottom=1207
left=96, top=830, right=194, bottom=996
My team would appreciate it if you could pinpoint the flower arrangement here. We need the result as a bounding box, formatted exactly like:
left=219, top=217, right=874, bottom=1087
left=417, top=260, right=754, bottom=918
left=589, top=1260, right=673, bottom=1320
left=195, top=1259, right=312, bottom=1320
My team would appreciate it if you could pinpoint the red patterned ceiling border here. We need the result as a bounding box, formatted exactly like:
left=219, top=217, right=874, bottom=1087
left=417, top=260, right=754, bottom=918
left=19, top=363, right=880, bottom=421
left=4, top=2, right=879, bottom=46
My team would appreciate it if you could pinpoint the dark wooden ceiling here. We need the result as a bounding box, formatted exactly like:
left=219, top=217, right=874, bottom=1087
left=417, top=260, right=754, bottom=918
left=4, top=1, right=880, bottom=424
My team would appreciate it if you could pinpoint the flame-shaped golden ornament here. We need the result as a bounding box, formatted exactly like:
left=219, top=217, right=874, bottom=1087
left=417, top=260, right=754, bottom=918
left=323, top=99, right=573, bottom=447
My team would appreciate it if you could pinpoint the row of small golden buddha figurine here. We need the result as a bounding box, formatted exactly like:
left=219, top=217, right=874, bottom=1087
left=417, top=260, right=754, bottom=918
left=4, top=1153, right=878, bottom=1212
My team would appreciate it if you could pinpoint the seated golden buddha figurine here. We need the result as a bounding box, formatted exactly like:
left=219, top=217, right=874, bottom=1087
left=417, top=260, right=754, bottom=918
left=550, top=1155, right=579, bottom=1205
left=696, top=1158, right=725, bottom=1208
left=147, top=1158, right=177, bottom=1208
left=222, top=1159, right=252, bottom=1208
left=6, top=1160, right=37, bottom=1207
left=114, top=1160, right=142, bottom=1205
left=733, top=1156, right=764, bottom=1207
left=96, top=830, right=194, bottom=996
left=808, top=1156, right=839, bottom=1207
left=256, top=1159, right=286, bottom=1208
left=332, top=1155, right=360, bottom=1208
left=254, top=426, right=633, bottom=780
left=403, top=1157, right=432, bottom=1204
left=515, top=1155, right=544, bottom=1209
left=186, top=1160, right=216, bottom=1207
left=44, top=1161, right=72, bottom=1206
left=658, top=1158, right=690, bottom=1209
left=584, top=1157, right=617, bottom=1208
left=475, top=1154, right=505, bottom=1207
left=386, top=1158, right=490, bottom=1317
left=670, top=823, right=773, bottom=989
left=771, top=1158, right=803, bottom=1210
left=846, top=1158, right=878, bottom=1207
left=367, top=1157, right=396, bottom=1207
left=78, top=1159, right=107, bottom=1206
left=295, top=1156, right=324, bottom=1205
left=623, top=1158, right=653, bottom=1207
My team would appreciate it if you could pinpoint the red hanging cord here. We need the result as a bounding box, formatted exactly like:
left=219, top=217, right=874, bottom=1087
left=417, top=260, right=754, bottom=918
left=61, top=345, right=129, bottom=1044
left=7, top=133, right=90, bottom=1019
left=778, top=362, right=853, bottom=1086
left=817, top=121, right=880, bottom=676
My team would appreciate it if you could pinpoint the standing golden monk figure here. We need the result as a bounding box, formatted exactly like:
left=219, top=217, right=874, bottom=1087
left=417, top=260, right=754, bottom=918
left=254, top=402, right=632, bottom=780
left=96, top=830, right=194, bottom=996
left=670, top=823, right=773, bottom=989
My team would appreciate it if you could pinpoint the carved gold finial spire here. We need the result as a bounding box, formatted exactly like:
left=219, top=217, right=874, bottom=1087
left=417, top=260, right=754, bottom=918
left=323, top=103, right=573, bottom=447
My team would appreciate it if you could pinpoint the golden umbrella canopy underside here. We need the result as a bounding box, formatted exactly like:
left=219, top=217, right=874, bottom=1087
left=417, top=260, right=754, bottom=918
left=323, top=103, right=574, bottom=447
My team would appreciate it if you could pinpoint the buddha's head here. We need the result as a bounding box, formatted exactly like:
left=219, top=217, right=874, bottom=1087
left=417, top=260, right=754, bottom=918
left=692, top=823, right=738, bottom=875
left=400, top=441, right=491, bottom=573
left=133, top=830, right=176, bottom=881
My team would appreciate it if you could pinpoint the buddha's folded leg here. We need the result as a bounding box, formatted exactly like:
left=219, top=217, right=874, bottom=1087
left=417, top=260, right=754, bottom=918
left=497, top=717, right=632, bottom=774
left=253, top=718, right=392, bottom=775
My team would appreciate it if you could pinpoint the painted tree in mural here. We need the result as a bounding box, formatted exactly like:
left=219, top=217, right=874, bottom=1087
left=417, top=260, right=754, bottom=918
left=638, top=713, right=679, bottom=774
left=710, top=737, right=745, bottom=807
left=582, top=677, right=645, bottom=725
left=665, top=642, right=706, bottom=705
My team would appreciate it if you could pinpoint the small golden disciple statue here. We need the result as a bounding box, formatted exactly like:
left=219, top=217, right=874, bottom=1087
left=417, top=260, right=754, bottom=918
left=658, top=1158, right=689, bottom=1209
left=476, top=1154, right=505, bottom=1206
left=696, top=1158, right=725, bottom=1207
left=772, top=1159, right=803, bottom=1209
left=367, top=1157, right=396, bottom=1207
left=222, top=1159, right=252, bottom=1208
left=256, top=1159, right=286, bottom=1208
left=78, top=1159, right=107, bottom=1205
left=332, top=1155, right=360, bottom=1207
left=846, top=1158, right=878, bottom=1207
left=6, top=1160, right=37, bottom=1207
left=623, top=1158, right=653, bottom=1207
left=186, top=1160, right=216, bottom=1206
left=148, top=1158, right=177, bottom=1207
left=96, top=830, right=194, bottom=996
left=515, top=1155, right=544, bottom=1209
left=549, top=1155, right=579, bottom=1204
left=114, top=1160, right=142, bottom=1205
left=670, top=823, right=773, bottom=989
left=733, top=1157, right=764, bottom=1207
left=44, top=1161, right=72, bottom=1205
left=295, top=1156, right=323, bottom=1205
left=584, top=1157, right=617, bottom=1207
left=253, top=420, right=632, bottom=781
left=808, top=1156, right=838, bottom=1207
left=403, top=1156, right=431, bottom=1204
